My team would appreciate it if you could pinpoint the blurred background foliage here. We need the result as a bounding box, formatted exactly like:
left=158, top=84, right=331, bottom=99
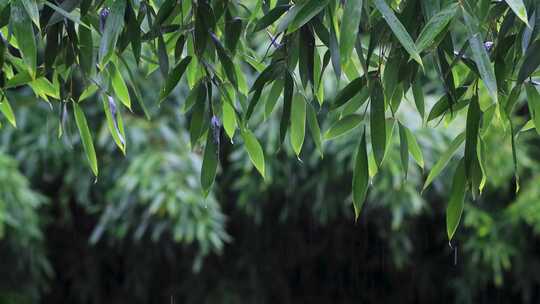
left=1, top=51, right=540, bottom=303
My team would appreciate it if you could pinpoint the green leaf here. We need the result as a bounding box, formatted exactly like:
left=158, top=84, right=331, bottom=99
left=412, top=81, right=425, bottom=121
left=328, top=8, right=341, bottom=80
left=189, top=83, right=207, bottom=147
left=423, top=132, right=466, bottom=191
left=110, top=63, right=132, bottom=110
left=517, top=39, right=540, bottom=84
left=505, top=0, right=529, bottom=25
left=11, top=1, right=37, bottom=78
left=404, top=126, right=424, bottom=169
left=225, top=13, right=242, bottom=53
left=352, top=129, right=369, bottom=220
left=306, top=102, right=323, bottom=158
left=323, top=114, right=363, bottom=140
left=264, top=79, right=284, bottom=119
left=287, top=0, right=329, bottom=34
left=446, top=159, right=466, bottom=241
left=201, top=130, right=219, bottom=196
left=290, top=92, right=306, bottom=157
left=370, top=79, right=386, bottom=167
left=464, top=96, right=481, bottom=179
left=241, top=128, right=265, bottom=178
left=0, top=93, right=16, bottom=127
left=526, top=84, right=540, bottom=135
left=21, top=0, right=39, bottom=29
left=222, top=100, right=237, bottom=141
left=210, top=33, right=238, bottom=88
left=398, top=122, right=409, bottom=179
left=157, top=34, right=169, bottom=78
left=98, top=0, right=126, bottom=67
left=373, top=0, right=423, bottom=66
left=159, top=56, right=192, bottom=102
left=462, top=8, right=498, bottom=104
left=254, top=4, right=290, bottom=32
left=332, top=76, right=366, bottom=109
left=102, top=95, right=126, bottom=154
left=415, top=3, right=458, bottom=52
left=79, top=19, right=94, bottom=77
left=340, top=0, right=363, bottom=66
left=73, top=102, right=98, bottom=176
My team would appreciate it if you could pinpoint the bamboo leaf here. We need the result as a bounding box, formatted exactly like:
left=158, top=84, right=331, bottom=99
left=398, top=122, right=409, bottom=179
left=412, top=81, right=425, bottom=121
left=287, top=0, right=329, bottom=34
left=98, top=0, right=126, bottom=67
left=332, top=76, right=366, bottom=110
left=526, top=84, right=540, bottom=135
left=201, top=129, right=219, bottom=196
left=415, top=3, right=458, bottom=52
left=446, top=159, right=466, bottom=241
left=423, top=132, right=466, bottom=191
left=340, top=0, right=363, bottom=65
left=464, top=96, right=481, bottom=179
left=0, top=93, right=16, bottom=127
left=159, top=56, right=192, bottom=102
left=110, top=63, right=132, bottom=110
left=352, top=128, right=369, bottom=220
left=462, top=8, right=498, bottom=104
left=404, top=126, right=424, bottom=169
left=254, top=4, right=290, bottom=32
left=11, top=2, right=37, bottom=78
left=505, top=0, right=529, bottom=25
left=323, top=114, right=363, bottom=140
left=73, top=102, right=98, bottom=176
left=370, top=78, right=386, bottom=167
left=222, top=100, right=237, bottom=141
left=373, top=0, right=423, bottom=66
left=517, top=39, right=540, bottom=84
left=290, top=92, right=306, bottom=157
left=241, top=128, right=266, bottom=178
left=306, top=102, right=323, bottom=158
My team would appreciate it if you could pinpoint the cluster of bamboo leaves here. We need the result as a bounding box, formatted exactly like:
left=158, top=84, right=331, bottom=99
left=1, top=0, right=540, bottom=240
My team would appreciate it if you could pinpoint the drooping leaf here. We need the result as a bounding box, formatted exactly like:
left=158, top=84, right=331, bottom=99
left=373, top=0, right=423, bottom=66
left=222, top=100, right=237, bottom=141
left=210, top=33, right=238, bottom=88
left=415, top=3, right=458, bottom=52
left=102, top=94, right=126, bottom=153
left=462, top=8, right=498, bottom=104
left=446, top=159, right=466, bottom=241
left=0, top=93, right=16, bottom=127
left=370, top=78, right=386, bottom=167
left=398, top=122, right=409, bottom=179
left=290, top=93, right=306, bottom=157
left=98, top=0, right=126, bottom=67
left=505, top=0, right=529, bottom=25
left=323, top=114, right=363, bottom=140
left=403, top=126, right=424, bottom=169
left=159, top=56, right=192, bottom=102
left=201, top=129, right=219, bottom=196
left=73, top=102, right=98, bottom=176
left=332, top=76, right=366, bottom=109
left=340, top=0, right=363, bottom=66
left=423, top=132, right=466, bottom=191
left=21, top=0, right=39, bottom=29
left=287, top=0, right=329, bottom=34
left=306, top=102, right=323, bottom=158
left=517, top=39, right=540, bottom=84
left=412, top=80, right=425, bottom=121
left=254, top=4, right=290, bottom=32
left=525, top=83, right=540, bottom=135
left=352, top=128, right=369, bottom=220
left=110, top=63, right=132, bottom=110
left=11, top=2, right=37, bottom=77
left=241, top=128, right=265, bottom=178
left=79, top=19, right=94, bottom=77
left=264, top=78, right=284, bottom=119
left=464, top=95, right=481, bottom=179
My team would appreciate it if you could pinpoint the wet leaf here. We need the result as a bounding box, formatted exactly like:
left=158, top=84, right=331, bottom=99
left=73, top=102, right=98, bottom=176
left=324, top=114, right=363, bottom=140
left=423, top=132, right=466, bottom=191
left=290, top=92, right=306, bottom=157
left=241, top=128, right=265, bottom=178
left=446, top=159, right=466, bottom=241
left=352, top=129, right=369, bottom=220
